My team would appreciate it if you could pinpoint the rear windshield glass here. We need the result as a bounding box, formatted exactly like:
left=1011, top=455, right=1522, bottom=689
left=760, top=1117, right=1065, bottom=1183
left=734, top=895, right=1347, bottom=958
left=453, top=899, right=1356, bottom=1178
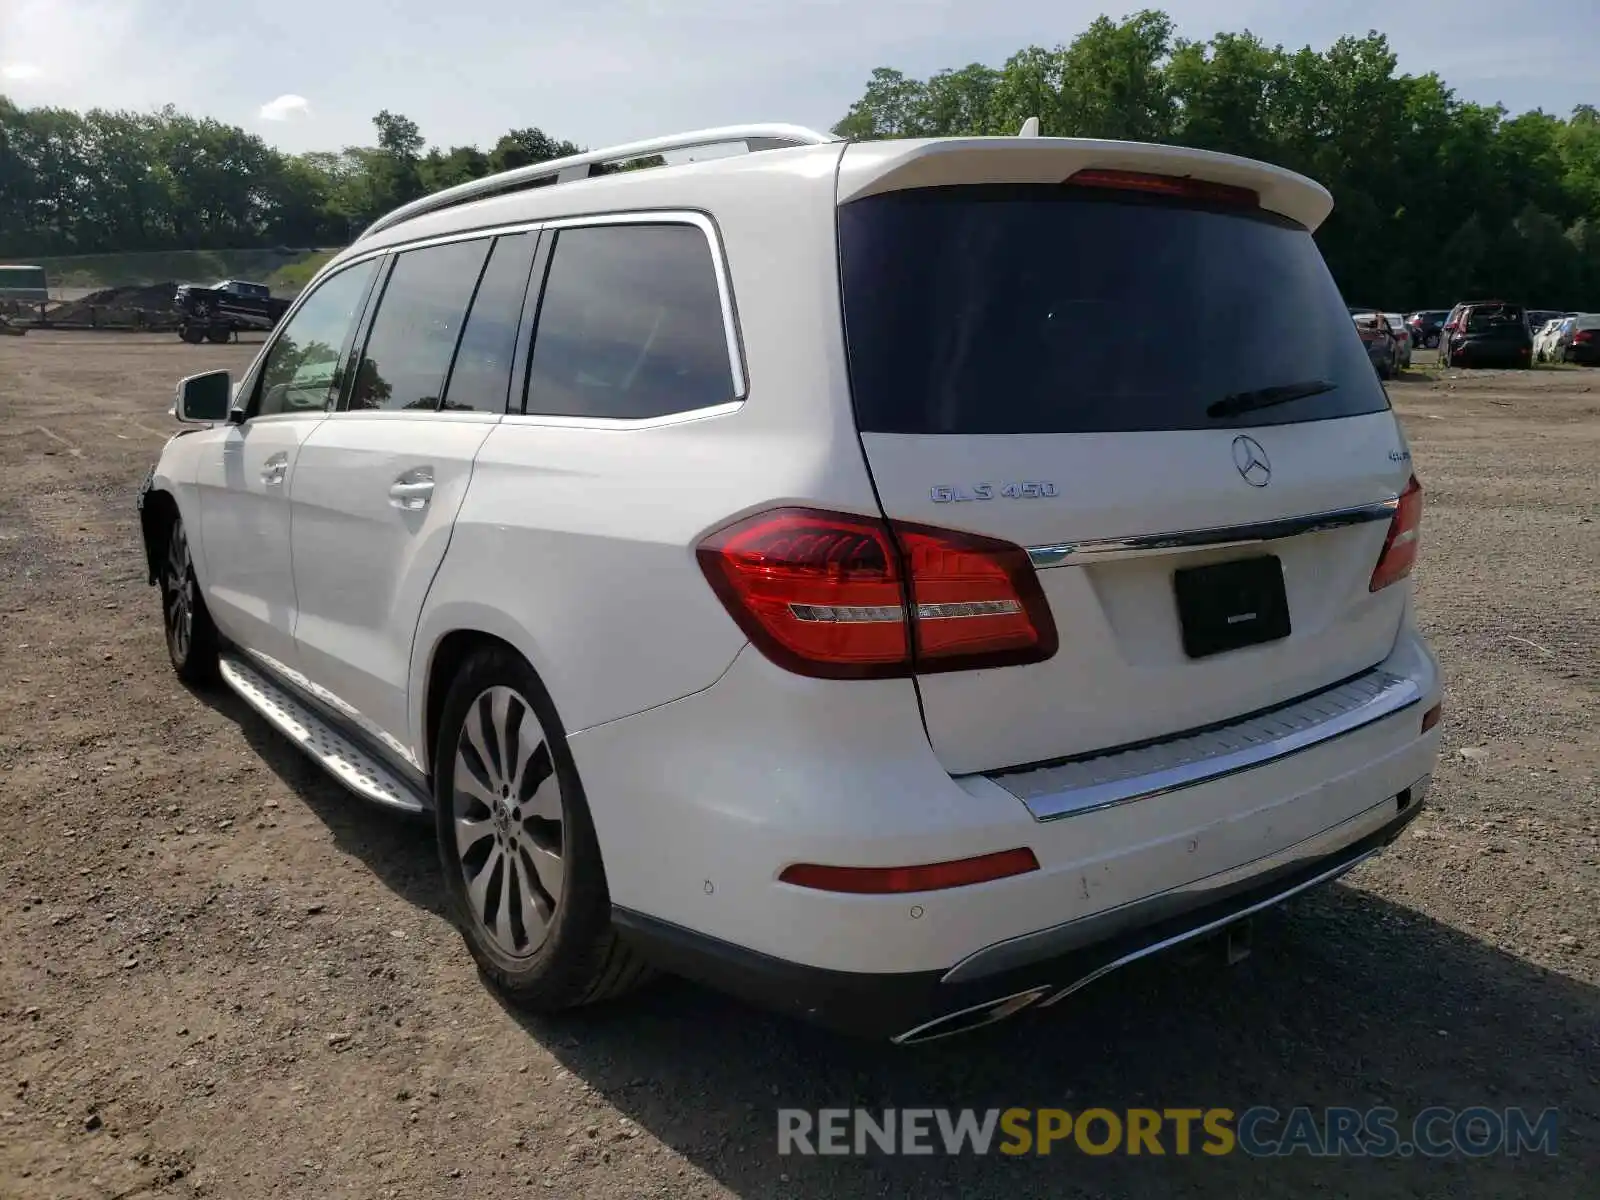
left=838, top=185, right=1391, bottom=435
left=1466, top=305, right=1525, bottom=332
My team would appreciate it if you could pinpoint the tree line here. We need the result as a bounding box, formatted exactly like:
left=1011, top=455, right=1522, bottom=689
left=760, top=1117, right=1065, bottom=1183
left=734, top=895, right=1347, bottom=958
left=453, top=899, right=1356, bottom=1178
left=0, top=103, right=578, bottom=256
left=2, top=9, right=1598, bottom=308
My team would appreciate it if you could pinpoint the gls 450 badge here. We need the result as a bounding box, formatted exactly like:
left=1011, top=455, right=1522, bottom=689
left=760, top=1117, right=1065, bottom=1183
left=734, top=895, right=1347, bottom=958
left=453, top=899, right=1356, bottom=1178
left=930, top=481, right=1059, bottom=503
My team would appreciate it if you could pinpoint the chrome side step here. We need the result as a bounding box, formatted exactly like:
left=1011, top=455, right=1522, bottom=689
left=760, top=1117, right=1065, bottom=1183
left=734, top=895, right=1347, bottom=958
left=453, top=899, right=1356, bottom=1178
left=217, top=654, right=429, bottom=816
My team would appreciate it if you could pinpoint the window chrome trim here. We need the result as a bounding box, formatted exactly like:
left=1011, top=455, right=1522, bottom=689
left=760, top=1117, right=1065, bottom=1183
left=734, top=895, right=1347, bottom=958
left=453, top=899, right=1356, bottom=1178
left=1026, top=497, right=1399, bottom=568
left=987, top=667, right=1422, bottom=823
left=500, top=399, right=744, bottom=431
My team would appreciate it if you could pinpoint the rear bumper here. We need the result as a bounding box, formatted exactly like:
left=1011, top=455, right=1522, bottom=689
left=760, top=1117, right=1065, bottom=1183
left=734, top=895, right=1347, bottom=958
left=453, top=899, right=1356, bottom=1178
left=572, top=625, right=1443, bottom=1030
left=615, top=785, right=1426, bottom=1042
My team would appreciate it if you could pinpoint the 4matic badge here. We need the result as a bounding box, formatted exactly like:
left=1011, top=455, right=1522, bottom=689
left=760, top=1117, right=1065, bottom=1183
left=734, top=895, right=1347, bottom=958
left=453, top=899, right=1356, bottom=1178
left=930, top=482, right=1059, bottom=503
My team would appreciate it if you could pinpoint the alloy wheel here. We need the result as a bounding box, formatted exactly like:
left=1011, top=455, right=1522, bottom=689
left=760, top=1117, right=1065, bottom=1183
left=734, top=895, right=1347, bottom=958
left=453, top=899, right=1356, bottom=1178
left=163, top=522, right=194, bottom=661
left=452, top=686, right=564, bottom=958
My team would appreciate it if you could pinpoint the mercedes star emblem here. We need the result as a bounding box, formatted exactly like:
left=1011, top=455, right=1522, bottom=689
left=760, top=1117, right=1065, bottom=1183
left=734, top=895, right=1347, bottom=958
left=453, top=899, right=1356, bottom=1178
left=1232, top=435, right=1271, bottom=487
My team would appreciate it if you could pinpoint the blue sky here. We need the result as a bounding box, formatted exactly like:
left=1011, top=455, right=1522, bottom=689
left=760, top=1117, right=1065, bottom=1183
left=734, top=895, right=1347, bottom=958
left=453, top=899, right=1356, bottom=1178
left=1, top=0, right=1594, bottom=153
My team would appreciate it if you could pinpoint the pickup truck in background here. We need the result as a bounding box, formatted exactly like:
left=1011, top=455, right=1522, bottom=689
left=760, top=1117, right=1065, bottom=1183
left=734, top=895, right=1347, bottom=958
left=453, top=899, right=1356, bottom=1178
left=173, top=279, right=292, bottom=344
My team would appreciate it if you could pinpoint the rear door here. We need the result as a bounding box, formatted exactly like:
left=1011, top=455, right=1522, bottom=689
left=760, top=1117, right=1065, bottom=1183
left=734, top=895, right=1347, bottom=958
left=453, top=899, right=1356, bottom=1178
left=836, top=176, right=1413, bottom=775
left=289, top=231, right=538, bottom=752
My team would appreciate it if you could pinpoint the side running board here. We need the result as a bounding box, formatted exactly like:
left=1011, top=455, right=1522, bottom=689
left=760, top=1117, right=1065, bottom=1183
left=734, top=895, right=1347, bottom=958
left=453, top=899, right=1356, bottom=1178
left=217, top=654, right=429, bottom=816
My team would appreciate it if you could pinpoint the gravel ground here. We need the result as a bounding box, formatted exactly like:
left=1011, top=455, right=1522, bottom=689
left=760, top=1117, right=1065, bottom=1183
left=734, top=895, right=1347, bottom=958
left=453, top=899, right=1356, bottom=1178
left=1, top=334, right=1596, bottom=1198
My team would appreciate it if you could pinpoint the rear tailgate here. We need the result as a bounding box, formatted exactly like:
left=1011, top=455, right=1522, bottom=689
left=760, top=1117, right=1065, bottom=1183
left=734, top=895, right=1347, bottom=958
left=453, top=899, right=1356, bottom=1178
left=835, top=141, right=1414, bottom=776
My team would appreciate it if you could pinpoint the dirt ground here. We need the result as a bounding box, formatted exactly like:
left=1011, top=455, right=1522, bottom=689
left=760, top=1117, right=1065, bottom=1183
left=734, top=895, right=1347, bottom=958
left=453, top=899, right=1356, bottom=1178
left=0, top=333, right=1596, bottom=1198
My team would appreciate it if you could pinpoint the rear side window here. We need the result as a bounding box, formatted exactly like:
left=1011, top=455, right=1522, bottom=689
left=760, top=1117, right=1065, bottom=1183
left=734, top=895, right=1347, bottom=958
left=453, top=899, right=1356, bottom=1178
left=349, top=238, right=492, bottom=412
left=441, top=233, right=537, bottom=413
left=254, top=259, right=380, bottom=417
left=523, top=223, right=736, bottom=420
left=838, top=185, right=1391, bottom=435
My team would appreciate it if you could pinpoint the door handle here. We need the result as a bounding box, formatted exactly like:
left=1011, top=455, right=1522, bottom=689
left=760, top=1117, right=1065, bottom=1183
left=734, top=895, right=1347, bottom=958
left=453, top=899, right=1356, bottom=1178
left=261, top=452, right=289, bottom=486
left=388, top=467, right=435, bottom=511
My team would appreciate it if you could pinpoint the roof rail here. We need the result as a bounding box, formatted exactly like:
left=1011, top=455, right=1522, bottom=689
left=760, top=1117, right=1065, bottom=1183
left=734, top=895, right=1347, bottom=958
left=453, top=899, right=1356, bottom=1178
left=357, top=123, right=840, bottom=242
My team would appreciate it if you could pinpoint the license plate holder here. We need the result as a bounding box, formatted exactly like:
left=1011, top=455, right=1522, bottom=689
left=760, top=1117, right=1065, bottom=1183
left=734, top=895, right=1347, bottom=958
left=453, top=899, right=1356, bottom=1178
left=1173, top=556, right=1291, bottom=659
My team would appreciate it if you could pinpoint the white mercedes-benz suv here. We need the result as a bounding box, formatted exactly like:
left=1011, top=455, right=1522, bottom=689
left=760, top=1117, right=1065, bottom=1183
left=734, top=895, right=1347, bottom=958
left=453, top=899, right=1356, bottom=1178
left=136, top=124, right=1442, bottom=1043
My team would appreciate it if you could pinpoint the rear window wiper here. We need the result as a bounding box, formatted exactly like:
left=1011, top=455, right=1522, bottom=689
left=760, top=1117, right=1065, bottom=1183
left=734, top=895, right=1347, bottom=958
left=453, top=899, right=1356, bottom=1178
left=1207, top=379, right=1337, bottom=420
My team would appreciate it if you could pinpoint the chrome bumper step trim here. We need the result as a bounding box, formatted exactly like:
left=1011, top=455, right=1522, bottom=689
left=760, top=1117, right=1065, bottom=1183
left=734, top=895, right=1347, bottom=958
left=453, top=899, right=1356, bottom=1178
left=989, top=668, right=1423, bottom=822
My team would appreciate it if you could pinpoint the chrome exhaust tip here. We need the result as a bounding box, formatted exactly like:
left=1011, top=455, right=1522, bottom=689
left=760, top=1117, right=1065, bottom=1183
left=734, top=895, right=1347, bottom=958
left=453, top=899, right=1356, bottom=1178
left=890, top=986, right=1052, bottom=1046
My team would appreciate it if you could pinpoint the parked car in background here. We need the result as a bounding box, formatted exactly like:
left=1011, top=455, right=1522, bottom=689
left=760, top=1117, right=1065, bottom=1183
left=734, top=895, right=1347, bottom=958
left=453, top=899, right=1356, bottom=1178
left=1439, top=301, right=1533, bottom=369
left=1526, top=309, right=1566, bottom=333
left=1562, top=313, right=1600, bottom=365
left=173, top=279, right=292, bottom=344
left=1534, top=317, right=1571, bottom=362
left=1406, top=310, right=1450, bottom=349
left=1352, top=310, right=1400, bottom=378
left=1384, top=314, right=1413, bottom=369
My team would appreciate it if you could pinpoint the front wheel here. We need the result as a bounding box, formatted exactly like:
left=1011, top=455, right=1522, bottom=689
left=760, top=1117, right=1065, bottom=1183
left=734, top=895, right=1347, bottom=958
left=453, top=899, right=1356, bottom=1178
left=160, top=517, right=218, bottom=683
left=434, top=647, right=652, bottom=1012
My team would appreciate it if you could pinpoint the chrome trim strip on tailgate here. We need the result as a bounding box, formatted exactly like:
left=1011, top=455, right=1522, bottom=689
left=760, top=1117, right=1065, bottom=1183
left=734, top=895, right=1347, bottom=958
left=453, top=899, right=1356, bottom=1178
left=1026, top=497, right=1399, bottom=568
left=989, top=668, right=1422, bottom=822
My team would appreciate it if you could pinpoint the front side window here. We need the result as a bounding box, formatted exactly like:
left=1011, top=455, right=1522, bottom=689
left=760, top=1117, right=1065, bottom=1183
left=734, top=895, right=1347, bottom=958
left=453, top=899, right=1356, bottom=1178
left=254, top=259, right=380, bottom=417
left=349, top=238, right=492, bottom=412
left=524, top=223, right=736, bottom=420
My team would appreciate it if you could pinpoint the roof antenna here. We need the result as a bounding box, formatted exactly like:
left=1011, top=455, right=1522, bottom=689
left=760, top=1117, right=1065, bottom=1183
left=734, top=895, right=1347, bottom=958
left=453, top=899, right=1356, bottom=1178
left=1018, top=117, right=1040, bottom=137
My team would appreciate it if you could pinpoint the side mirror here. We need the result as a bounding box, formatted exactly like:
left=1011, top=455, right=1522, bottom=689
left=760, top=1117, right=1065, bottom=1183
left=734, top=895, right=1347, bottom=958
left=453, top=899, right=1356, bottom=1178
left=175, top=370, right=234, bottom=423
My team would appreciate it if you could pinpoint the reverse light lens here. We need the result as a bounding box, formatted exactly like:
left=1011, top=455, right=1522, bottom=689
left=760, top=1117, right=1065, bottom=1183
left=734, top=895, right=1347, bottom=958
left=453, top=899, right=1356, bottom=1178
left=779, top=847, right=1041, bottom=894
left=1066, top=168, right=1260, bottom=208
left=696, top=508, right=1057, bottom=679
left=1370, top=474, right=1424, bottom=592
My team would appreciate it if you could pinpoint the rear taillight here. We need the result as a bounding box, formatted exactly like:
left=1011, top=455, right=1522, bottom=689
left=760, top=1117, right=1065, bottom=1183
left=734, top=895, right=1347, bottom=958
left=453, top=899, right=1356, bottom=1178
left=1370, top=475, right=1424, bottom=592
left=696, top=508, right=1057, bottom=679
left=1575, top=330, right=1594, bottom=344
left=1065, top=168, right=1259, bottom=209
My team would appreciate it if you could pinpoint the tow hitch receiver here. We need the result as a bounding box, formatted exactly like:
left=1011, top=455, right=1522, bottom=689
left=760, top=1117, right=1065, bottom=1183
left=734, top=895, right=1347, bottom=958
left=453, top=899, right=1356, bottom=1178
left=1225, top=918, right=1253, bottom=966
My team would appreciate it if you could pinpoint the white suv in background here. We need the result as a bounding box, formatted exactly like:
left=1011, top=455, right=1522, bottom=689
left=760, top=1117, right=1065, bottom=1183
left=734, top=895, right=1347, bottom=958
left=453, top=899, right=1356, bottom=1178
left=137, top=124, right=1443, bottom=1043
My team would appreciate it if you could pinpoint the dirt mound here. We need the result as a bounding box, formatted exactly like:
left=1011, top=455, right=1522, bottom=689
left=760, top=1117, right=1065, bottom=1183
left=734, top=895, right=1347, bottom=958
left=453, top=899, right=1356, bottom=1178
left=50, top=282, right=179, bottom=324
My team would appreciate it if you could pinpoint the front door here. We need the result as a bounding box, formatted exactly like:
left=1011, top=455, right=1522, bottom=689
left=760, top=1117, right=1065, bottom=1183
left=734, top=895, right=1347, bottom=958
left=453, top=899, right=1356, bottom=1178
left=192, top=256, right=382, bottom=669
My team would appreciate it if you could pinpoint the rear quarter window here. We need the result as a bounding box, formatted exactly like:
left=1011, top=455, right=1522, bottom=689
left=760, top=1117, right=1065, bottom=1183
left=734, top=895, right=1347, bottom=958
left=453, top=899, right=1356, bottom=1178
left=522, top=222, right=737, bottom=421
left=838, top=185, right=1391, bottom=435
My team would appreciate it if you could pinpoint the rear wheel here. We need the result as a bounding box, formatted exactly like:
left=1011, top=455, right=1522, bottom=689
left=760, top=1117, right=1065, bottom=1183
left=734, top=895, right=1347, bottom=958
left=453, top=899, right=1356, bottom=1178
left=160, top=516, right=219, bottom=683
left=434, top=646, right=652, bottom=1011
left=206, top=326, right=232, bottom=344
left=179, top=324, right=205, bottom=344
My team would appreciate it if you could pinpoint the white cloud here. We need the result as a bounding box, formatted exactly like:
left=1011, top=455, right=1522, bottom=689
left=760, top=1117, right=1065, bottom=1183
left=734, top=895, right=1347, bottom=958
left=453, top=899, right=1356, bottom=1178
left=259, top=93, right=312, bottom=121
left=1, top=62, right=44, bottom=81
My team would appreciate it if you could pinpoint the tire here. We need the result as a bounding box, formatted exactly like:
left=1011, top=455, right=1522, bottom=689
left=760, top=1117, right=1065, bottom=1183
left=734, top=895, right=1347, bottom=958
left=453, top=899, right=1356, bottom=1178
left=159, top=515, right=219, bottom=684
left=206, top=327, right=231, bottom=344
left=1425, top=334, right=1439, bottom=349
left=179, top=324, right=206, bottom=344
left=434, top=646, right=652, bottom=1011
